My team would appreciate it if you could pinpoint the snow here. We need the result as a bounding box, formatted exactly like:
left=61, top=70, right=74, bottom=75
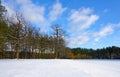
left=0, top=59, right=120, bottom=77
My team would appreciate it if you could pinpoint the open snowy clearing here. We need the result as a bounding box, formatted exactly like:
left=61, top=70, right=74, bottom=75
left=0, top=59, right=120, bottom=77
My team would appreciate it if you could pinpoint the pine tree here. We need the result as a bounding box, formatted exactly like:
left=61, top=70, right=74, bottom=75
left=0, top=0, right=8, bottom=53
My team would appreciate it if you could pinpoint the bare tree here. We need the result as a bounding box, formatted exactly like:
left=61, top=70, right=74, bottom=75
left=51, top=24, right=66, bottom=58
left=8, top=12, right=27, bottom=59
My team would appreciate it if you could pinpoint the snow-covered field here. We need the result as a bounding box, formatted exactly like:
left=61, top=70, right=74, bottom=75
left=0, top=59, right=120, bottom=77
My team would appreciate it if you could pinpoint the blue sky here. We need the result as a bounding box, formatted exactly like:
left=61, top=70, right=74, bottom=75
left=2, top=0, right=120, bottom=49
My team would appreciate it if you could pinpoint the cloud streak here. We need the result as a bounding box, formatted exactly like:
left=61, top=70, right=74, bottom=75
left=93, top=23, right=120, bottom=42
left=3, top=0, right=66, bottom=32
left=68, top=8, right=99, bottom=31
left=94, top=25, right=113, bottom=37
left=48, top=1, right=67, bottom=22
left=16, top=0, right=45, bottom=24
left=67, top=8, right=99, bottom=47
left=67, top=35, right=89, bottom=47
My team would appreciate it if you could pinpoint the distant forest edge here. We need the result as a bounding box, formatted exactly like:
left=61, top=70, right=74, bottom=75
left=0, top=46, right=120, bottom=59
left=0, top=1, right=120, bottom=59
left=71, top=46, right=120, bottom=59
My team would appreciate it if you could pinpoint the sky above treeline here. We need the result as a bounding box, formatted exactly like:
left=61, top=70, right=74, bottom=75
left=2, top=0, right=120, bottom=49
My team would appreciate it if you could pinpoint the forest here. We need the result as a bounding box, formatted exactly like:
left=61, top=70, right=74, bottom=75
left=71, top=46, right=120, bottom=59
left=0, top=0, right=120, bottom=59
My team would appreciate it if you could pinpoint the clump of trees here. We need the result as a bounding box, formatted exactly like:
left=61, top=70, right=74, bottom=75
left=0, top=0, right=69, bottom=59
left=71, top=46, right=120, bottom=59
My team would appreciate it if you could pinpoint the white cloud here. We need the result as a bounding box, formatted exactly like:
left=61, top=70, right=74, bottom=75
left=3, top=0, right=45, bottom=24
left=2, top=0, right=16, bottom=16
left=67, top=35, right=89, bottom=47
left=93, top=25, right=114, bottom=42
left=2, top=1, right=20, bottom=23
left=3, top=0, right=67, bottom=32
left=93, top=23, right=120, bottom=42
left=68, top=7, right=99, bottom=31
left=66, top=7, right=99, bottom=47
left=94, top=25, right=113, bottom=37
left=48, top=1, right=67, bottom=22
left=16, top=0, right=45, bottom=24
left=4, top=5, right=15, bottom=17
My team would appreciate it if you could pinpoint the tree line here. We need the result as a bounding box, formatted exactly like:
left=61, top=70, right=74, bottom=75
left=70, top=46, right=120, bottom=59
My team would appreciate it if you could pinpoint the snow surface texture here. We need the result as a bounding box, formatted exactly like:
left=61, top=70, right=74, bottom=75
left=0, top=59, right=120, bottom=77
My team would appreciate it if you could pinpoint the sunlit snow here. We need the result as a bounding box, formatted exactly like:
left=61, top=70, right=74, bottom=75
left=0, top=59, right=120, bottom=77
